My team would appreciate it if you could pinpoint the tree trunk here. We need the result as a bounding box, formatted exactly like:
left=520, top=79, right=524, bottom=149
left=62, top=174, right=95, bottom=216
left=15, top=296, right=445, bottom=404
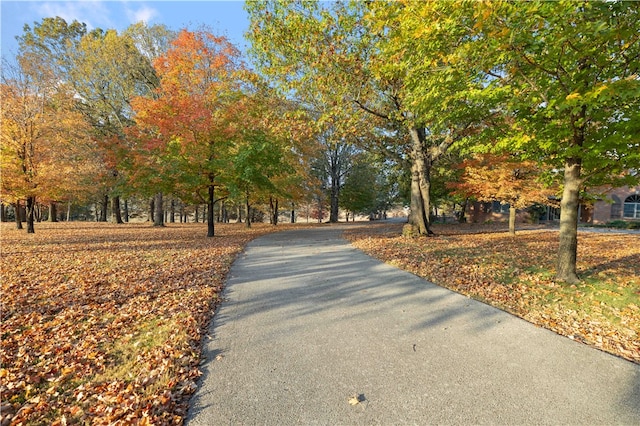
left=149, top=198, right=154, bottom=222
left=99, top=195, right=108, bottom=222
left=170, top=198, right=176, bottom=223
left=26, top=196, right=35, bottom=233
left=270, top=197, right=279, bottom=225
left=509, top=206, right=516, bottom=236
left=49, top=202, right=58, bottom=222
left=557, top=158, right=581, bottom=283
left=34, top=203, right=42, bottom=222
left=67, top=202, right=72, bottom=221
left=245, top=192, right=252, bottom=229
left=13, top=202, right=23, bottom=230
left=124, top=199, right=129, bottom=222
left=329, top=180, right=339, bottom=223
left=291, top=202, right=295, bottom=223
left=154, top=192, right=164, bottom=227
left=207, top=185, right=215, bottom=237
left=195, top=205, right=199, bottom=223
left=112, top=196, right=123, bottom=224
left=407, top=128, right=433, bottom=236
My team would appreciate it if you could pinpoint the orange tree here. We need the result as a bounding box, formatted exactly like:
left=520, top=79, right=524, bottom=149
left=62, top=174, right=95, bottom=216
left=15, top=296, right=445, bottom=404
left=448, top=154, right=557, bottom=234
left=130, top=29, right=251, bottom=236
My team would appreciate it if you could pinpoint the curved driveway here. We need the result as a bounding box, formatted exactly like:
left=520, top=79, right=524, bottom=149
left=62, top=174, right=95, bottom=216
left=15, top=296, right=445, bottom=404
left=187, top=225, right=640, bottom=425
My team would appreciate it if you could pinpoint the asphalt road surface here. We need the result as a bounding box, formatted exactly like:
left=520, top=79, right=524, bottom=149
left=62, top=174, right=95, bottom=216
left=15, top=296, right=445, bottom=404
left=187, top=225, right=640, bottom=425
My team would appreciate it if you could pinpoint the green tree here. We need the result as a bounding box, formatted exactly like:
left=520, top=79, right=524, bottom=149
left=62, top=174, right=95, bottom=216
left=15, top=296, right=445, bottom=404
left=246, top=1, right=493, bottom=234
left=472, top=1, right=640, bottom=281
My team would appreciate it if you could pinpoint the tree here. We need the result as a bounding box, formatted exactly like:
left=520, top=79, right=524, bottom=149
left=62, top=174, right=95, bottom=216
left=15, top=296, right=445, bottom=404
left=246, top=1, right=493, bottom=234
left=470, top=1, right=640, bottom=281
left=448, top=154, right=557, bottom=234
left=130, top=29, right=247, bottom=237
left=339, top=156, right=378, bottom=220
left=0, top=59, right=94, bottom=233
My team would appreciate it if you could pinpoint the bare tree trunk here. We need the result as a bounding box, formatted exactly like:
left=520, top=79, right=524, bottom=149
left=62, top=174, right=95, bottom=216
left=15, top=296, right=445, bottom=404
left=149, top=197, right=154, bottom=222
left=509, top=206, right=516, bottom=236
left=245, top=192, right=252, bottom=229
left=207, top=185, right=215, bottom=237
left=112, top=196, right=123, bottom=224
left=13, top=202, right=23, bottom=230
left=26, top=196, right=35, bottom=233
left=270, top=197, right=279, bottom=225
left=154, top=192, right=164, bottom=227
left=170, top=198, right=176, bottom=223
left=99, top=195, right=108, bottom=222
left=67, top=202, right=72, bottom=221
left=291, top=202, right=295, bottom=223
left=408, top=128, right=432, bottom=235
left=124, top=199, right=129, bottom=223
left=49, top=202, right=58, bottom=222
left=557, top=158, right=581, bottom=283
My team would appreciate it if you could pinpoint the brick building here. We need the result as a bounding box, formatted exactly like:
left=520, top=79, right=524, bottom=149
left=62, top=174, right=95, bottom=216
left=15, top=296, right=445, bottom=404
left=591, top=185, right=640, bottom=224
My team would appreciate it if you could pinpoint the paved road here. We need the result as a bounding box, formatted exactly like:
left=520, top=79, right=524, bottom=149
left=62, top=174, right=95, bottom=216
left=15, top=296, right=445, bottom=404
left=187, top=225, right=640, bottom=425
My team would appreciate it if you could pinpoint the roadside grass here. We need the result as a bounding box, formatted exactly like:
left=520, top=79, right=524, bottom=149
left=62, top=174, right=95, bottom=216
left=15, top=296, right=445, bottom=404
left=0, top=221, right=308, bottom=425
left=345, top=222, right=640, bottom=363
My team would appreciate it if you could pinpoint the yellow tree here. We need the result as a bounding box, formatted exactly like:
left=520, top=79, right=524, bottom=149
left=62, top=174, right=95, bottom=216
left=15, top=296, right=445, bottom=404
left=1, top=60, right=95, bottom=232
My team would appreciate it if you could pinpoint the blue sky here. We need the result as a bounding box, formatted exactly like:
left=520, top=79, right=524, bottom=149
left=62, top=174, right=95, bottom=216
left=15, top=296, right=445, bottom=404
left=1, top=1, right=251, bottom=60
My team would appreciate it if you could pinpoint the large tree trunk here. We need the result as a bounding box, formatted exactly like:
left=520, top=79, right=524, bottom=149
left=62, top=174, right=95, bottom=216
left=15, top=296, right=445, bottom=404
left=557, top=158, right=582, bottom=283
left=329, top=179, right=339, bottom=223
left=408, top=128, right=433, bottom=235
left=26, top=196, right=36, bottom=234
left=112, top=196, right=123, bottom=224
left=154, top=192, right=164, bottom=227
left=149, top=197, right=155, bottom=222
left=509, top=206, right=516, bottom=235
left=14, top=202, right=23, bottom=230
left=207, top=185, right=215, bottom=237
left=49, top=202, right=58, bottom=222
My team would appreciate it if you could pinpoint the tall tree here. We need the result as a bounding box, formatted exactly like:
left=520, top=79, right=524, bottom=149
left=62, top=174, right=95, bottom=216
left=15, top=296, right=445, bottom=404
left=470, top=1, right=640, bottom=281
left=130, top=29, right=247, bottom=237
left=246, top=1, right=492, bottom=234
left=0, top=59, right=94, bottom=233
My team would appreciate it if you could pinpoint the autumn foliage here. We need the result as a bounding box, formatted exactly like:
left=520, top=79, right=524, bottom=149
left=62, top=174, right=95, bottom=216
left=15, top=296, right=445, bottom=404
left=0, top=222, right=295, bottom=425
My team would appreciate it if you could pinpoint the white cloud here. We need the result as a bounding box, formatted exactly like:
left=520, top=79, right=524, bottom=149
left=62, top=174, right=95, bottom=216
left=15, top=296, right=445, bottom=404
left=33, top=1, right=114, bottom=30
left=124, top=5, right=159, bottom=25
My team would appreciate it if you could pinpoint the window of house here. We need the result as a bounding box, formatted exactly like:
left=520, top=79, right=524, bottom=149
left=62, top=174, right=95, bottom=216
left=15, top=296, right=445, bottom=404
left=611, top=195, right=622, bottom=219
left=623, top=194, right=640, bottom=219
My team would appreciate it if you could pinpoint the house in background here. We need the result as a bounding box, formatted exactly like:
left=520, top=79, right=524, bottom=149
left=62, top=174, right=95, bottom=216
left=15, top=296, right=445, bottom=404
left=466, top=185, right=640, bottom=225
left=591, top=185, right=640, bottom=224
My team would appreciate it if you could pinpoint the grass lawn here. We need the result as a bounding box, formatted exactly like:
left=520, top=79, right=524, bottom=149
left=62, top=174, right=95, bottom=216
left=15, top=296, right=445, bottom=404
left=345, top=222, right=640, bottom=365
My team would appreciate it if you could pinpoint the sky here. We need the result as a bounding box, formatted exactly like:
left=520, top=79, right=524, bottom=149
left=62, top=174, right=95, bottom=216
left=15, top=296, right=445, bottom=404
left=1, top=0, right=251, bottom=60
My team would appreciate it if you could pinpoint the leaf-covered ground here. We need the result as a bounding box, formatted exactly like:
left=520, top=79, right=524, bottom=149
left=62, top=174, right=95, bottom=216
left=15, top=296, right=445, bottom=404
left=345, top=222, right=640, bottom=364
left=0, top=222, right=301, bottom=425
left=2, top=221, right=638, bottom=425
